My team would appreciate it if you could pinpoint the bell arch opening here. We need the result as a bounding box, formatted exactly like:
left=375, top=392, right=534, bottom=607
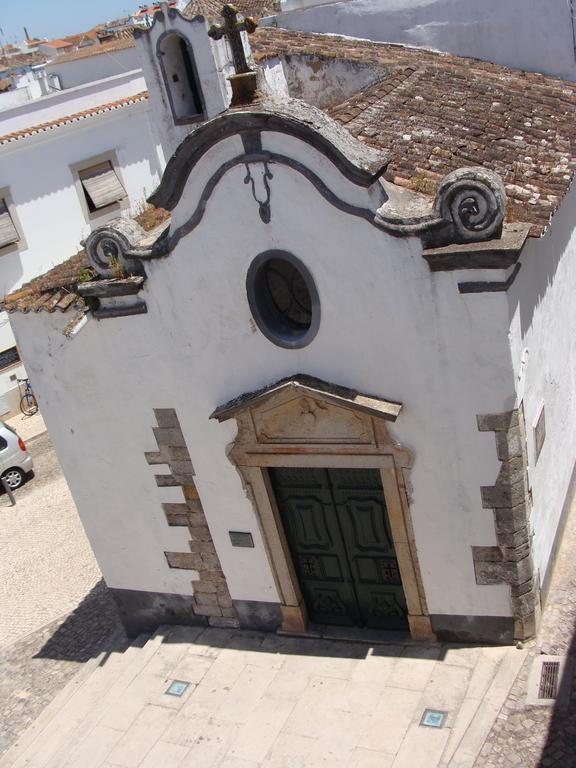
left=157, top=32, right=205, bottom=124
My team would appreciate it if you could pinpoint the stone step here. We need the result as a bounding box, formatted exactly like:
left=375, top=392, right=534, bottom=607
left=443, top=646, right=527, bottom=768
left=0, top=631, right=155, bottom=768
left=1, top=626, right=207, bottom=768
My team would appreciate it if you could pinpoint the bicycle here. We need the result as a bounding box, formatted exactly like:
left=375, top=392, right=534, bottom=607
left=17, top=377, right=38, bottom=416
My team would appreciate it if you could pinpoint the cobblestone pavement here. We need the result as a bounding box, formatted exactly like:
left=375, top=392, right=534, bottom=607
left=0, top=431, right=102, bottom=648
left=474, top=494, right=576, bottom=768
left=0, top=429, right=124, bottom=756
left=0, top=581, right=124, bottom=757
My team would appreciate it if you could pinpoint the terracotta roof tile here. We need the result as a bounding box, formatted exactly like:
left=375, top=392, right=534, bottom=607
left=183, top=0, right=280, bottom=21
left=0, top=91, right=148, bottom=145
left=251, top=28, right=576, bottom=235
left=1, top=207, right=170, bottom=313
left=51, top=36, right=135, bottom=64
left=0, top=51, right=46, bottom=68
left=42, top=39, right=74, bottom=49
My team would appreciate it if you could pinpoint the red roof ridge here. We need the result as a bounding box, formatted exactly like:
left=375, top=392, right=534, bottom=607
left=50, top=36, right=135, bottom=64
left=0, top=91, right=149, bottom=145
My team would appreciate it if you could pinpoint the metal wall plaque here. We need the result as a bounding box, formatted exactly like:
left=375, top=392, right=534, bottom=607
left=229, top=531, right=254, bottom=548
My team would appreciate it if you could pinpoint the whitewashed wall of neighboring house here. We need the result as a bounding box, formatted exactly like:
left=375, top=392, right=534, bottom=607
left=12, top=134, right=521, bottom=622
left=0, top=101, right=162, bottom=414
left=0, top=70, right=147, bottom=136
left=262, top=55, right=384, bottom=109
left=267, top=0, right=576, bottom=81
left=508, top=181, right=576, bottom=590
left=46, top=47, right=142, bottom=90
left=0, top=105, right=161, bottom=297
left=0, top=88, right=33, bottom=111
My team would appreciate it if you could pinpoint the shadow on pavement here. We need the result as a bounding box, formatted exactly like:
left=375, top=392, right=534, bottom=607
left=35, top=578, right=496, bottom=664
left=34, top=579, right=126, bottom=663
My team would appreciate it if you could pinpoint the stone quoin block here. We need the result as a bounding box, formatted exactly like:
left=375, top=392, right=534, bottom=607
left=155, top=474, right=180, bottom=487
left=153, top=408, right=180, bottom=428
left=496, top=456, right=526, bottom=486
left=152, top=427, right=188, bottom=448
left=495, top=428, right=523, bottom=461
left=494, top=503, right=532, bottom=533
left=164, top=551, right=198, bottom=570
left=168, top=446, right=192, bottom=462
left=472, top=545, right=502, bottom=563
left=147, top=408, right=238, bottom=628
left=476, top=411, right=519, bottom=432
left=473, top=407, right=538, bottom=641
left=481, top=480, right=527, bottom=509
left=182, top=484, right=200, bottom=501
left=144, top=449, right=170, bottom=465
left=495, top=526, right=530, bottom=548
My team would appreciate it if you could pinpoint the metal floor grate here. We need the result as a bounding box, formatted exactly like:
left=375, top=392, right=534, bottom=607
left=539, top=661, right=561, bottom=699
left=526, top=655, right=572, bottom=706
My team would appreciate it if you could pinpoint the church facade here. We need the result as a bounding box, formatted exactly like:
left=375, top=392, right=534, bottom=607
left=5, top=4, right=576, bottom=646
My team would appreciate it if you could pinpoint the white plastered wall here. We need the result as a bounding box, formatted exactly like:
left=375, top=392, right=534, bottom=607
left=508, top=181, right=576, bottom=586
left=0, top=103, right=162, bottom=415
left=11, top=134, right=518, bottom=619
left=134, top=12, right=233, bottom=161
left=46, top=48, right=142, bottom=90
left=266, top=0, right=576, bottom=82
left=0, top=106, right=161, bottom=305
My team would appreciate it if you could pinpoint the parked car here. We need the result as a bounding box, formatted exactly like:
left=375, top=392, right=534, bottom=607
left=0, top=421, right=34, bottom=489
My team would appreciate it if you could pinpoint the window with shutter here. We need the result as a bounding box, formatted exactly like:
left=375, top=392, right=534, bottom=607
left=79, top=161, right=126, bottom=211
left=0, top=198, right=19, bottom=248
left=0, top=347, right=20, bottom=371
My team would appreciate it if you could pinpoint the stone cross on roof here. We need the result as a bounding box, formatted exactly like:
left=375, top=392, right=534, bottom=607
left=208, top=3, right=257, bottom=75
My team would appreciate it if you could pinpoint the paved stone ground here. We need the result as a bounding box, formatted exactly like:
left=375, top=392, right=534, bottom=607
left=0, top=430, right=102, bottom=648
left=5, top=411, right=47, bottom=443
left=0, top=625, right=526, bottom=768
left=0, top=426, right=124, bottom=757
left=1, top=422, right=574, bottom=766
left=474, top=493, right=576, bottom=768
left=0, top=581, right=123, bottom=757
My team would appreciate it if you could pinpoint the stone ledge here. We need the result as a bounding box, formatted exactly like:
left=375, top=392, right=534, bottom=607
left=422, top=223, right=530, bottom=272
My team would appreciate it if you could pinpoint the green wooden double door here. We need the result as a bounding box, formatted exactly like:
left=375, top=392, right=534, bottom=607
left=269, top=467, right=408, bottom=630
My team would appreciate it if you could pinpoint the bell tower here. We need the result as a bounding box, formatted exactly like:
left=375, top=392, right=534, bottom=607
left=134, top=2, right=252, bottom=161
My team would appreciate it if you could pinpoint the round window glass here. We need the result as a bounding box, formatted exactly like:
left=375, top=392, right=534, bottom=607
left=247, top=251, right=320, bottom=349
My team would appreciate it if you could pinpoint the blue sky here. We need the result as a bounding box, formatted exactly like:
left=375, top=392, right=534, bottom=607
left=0, top=0, right=136, bottom=44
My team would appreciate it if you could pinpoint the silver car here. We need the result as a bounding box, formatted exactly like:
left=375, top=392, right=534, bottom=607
left=0, top=421, right=34, bottom=489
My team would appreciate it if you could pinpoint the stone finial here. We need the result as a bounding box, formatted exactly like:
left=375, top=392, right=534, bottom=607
left=207, top=4, right=258, bottom=105
left=207, top=4, right=257, bottom=75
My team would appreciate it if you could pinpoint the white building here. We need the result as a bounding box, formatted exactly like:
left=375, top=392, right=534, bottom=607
left=261, top=0, right=576, bottom=82
left=5, top=7, right=575, bottom=646
left=0, top=39, right=162, bottom=415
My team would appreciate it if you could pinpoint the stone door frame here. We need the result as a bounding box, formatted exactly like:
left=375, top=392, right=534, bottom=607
left=213, top=378, right=434, bottom=641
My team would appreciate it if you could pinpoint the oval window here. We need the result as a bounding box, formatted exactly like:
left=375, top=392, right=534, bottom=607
left=246, top=251, right=320, bottom=349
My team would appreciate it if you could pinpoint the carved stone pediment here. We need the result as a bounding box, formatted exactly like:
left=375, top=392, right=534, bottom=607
left=210, top=374, right=410, bottom=465
left=253, top=394, right=371, bottom=445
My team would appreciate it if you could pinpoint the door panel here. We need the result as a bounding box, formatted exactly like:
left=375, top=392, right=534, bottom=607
left=329, top=468, right=408, bottom=630
left=269, top=466, right=408, bottom=630
left=269, top=467, right=359, bottom=626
